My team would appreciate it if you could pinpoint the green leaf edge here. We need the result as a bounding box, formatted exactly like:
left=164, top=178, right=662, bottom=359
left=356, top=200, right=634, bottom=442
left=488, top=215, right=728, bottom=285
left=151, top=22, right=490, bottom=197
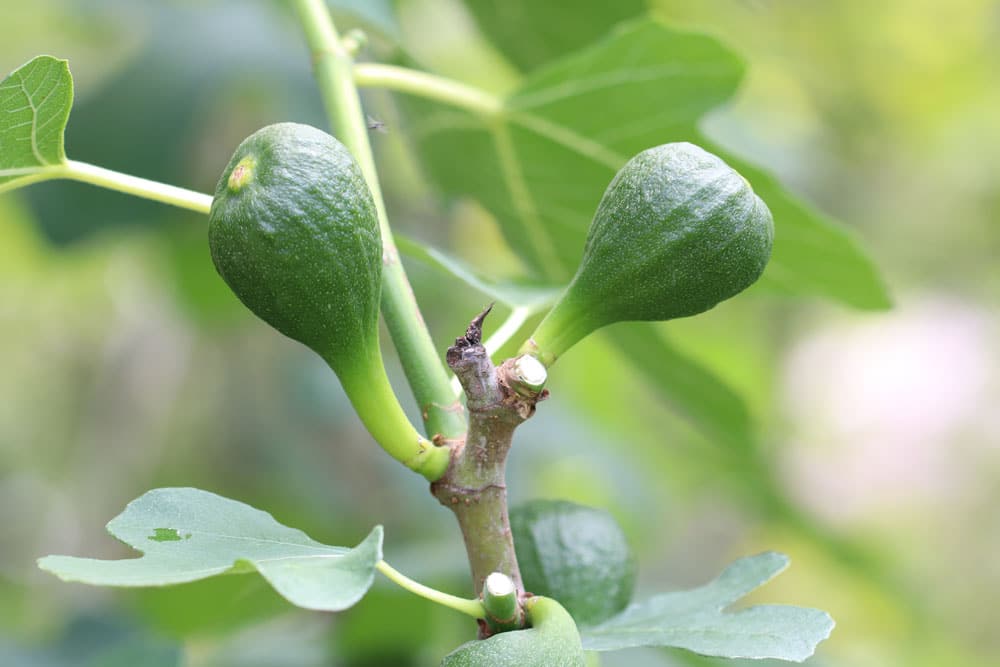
left=607, top=324, right=755, bottom=452
left=716, top=147, right=892, bottom=311
left=0, top=54, right=73, bottom=193
left=395, top=233, right=563, bottom=312
left=580, top=551, right=835, bottom=662
left=405, top=17, right=889, bottom=310
left=37, top=487, right=384, bottom=613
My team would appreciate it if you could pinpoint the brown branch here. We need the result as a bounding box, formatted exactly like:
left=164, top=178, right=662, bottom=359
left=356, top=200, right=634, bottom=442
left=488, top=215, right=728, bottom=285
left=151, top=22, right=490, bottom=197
left=431, top=305, right=546, bottom=636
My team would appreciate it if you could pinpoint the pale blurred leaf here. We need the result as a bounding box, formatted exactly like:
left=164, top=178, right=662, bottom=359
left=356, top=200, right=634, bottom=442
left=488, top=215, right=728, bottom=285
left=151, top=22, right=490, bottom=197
left=582, top=552, right=834, bottom=662
left=461, top=0, right=645, bottom=71
left=396, top=234, right=562, bottom=312
left=720, top=152, right=891, bottom=310
left=39, top=488, right=382, bottom=612
left=330, top=0, right=399, bottom=41
left=607, top=324, right=753, bottom=452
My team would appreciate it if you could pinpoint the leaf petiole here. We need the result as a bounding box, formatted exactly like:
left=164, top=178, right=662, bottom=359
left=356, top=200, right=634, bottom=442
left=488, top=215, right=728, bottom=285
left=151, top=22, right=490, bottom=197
left=376, top=560, right=485, bottom=619
left=0, top=160, right=212, bottom=215
left=483, top=306, right=532, bottom=358
left=0, top=166, right=63, bottom=194
left=62, top=160, right=212, bottom=213
left=352, top=63, right=503, bottom=116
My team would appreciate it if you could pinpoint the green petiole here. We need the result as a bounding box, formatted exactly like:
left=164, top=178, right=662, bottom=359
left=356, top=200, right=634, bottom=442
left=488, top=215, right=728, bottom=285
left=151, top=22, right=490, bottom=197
left=0, top=160, right=212, bottom=214
left=376, top=560, right=485, bottom=619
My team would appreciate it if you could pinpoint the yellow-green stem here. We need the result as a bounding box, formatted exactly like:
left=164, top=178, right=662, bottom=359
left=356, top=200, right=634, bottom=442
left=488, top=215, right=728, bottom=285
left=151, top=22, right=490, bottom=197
left=340, top=354, right=449, bottom=481
left=353, top=63, right=502, bottom=116
left=0, top=161, right=212, bottom=214
left=376, top=560, right=485, bottom=619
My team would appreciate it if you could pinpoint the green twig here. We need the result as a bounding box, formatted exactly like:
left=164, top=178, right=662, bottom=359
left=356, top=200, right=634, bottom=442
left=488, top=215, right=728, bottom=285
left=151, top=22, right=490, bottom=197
left=291, top=0, right=466, bottom=442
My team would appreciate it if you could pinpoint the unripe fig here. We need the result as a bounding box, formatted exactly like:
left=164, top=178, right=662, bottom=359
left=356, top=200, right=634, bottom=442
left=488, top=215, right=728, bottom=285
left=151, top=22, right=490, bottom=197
left=210, top=123, right=378, bottom=373
left=209, top=123, right=446, bottom=480
left=521, top=142, right=773, bottom=365
left=511, top=500, right=635, bottom=627
left=441, top=596, right=585, bottom=667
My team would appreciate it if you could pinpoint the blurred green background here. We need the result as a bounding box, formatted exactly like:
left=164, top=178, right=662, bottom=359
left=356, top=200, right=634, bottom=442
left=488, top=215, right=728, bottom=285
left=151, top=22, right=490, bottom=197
left=2, top=0, right=998, bottom=665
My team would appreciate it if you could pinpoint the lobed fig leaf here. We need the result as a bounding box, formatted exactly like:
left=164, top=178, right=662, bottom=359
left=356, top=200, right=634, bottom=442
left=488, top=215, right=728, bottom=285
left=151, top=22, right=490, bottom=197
left=38, top=488, right=383, bottom=613
left=510, top=500, right=636, bottom=627
left=441, top=596, right=585, bottom=667
left=580, top=552, right=835, bottom=662
left=522, top=142, right=773, bottom=366
left=208, top=123, right=447, bottom=479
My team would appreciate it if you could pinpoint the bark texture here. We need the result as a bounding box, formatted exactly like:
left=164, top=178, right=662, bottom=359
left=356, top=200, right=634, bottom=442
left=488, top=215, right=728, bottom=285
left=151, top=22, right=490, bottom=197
left=431, top=306, right=546, bottom=634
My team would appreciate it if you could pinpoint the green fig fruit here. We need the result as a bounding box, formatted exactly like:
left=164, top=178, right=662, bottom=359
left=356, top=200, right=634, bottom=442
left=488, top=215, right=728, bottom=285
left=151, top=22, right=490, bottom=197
left=209, top=122, right=447, bottom=480
left=441, top=596, right=585, bottom=667
left=510, top=500, right=635, bottom=627
left=521, top=142, right=774, bottom=365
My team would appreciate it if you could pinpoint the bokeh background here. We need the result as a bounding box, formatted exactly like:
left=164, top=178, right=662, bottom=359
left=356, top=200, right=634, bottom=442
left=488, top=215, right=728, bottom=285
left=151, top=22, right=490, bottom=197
left=2, top=1, right=998, bottom=666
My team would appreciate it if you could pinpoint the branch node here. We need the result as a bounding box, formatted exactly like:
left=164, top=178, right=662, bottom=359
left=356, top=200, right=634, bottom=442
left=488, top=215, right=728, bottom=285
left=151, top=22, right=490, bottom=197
left=433, top=306, right=551, bottom=601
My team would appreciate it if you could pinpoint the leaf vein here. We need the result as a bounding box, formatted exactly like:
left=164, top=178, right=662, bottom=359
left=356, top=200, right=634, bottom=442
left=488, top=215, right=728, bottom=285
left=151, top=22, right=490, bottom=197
left=511, top=63, right=734, bottom=110
left=490, top=122, right=564, bottom=278
left=142, top=527, right=340, bottom=553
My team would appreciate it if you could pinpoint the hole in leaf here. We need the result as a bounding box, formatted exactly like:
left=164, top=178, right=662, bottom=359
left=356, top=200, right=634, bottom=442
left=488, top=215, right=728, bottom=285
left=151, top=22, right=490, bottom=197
left=149, top=528, right=189, bottom=542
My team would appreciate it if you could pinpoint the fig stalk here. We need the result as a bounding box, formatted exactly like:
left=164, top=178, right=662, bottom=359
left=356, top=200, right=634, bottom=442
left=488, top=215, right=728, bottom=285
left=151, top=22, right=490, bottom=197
left=441, top=596, right=585, bottom=666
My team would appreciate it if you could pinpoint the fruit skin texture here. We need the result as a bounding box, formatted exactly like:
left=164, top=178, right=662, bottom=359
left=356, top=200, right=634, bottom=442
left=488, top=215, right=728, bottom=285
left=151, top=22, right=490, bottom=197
left=209, top=122, right=380, bottom=382
left=208, top=123, right=447, bottom=480
left=440, top=596, right=585, bottom=667
left=524, top=142, right=774, bottom=365
left=510, top=500, right=636, bottom=627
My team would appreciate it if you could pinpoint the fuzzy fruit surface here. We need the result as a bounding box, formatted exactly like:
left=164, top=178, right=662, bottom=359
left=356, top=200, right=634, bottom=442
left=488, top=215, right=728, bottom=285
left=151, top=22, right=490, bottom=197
left=526, top=142, right=774, bottom=364
left=511, top=500, right=636, bottom=627
left=208, top=122, right=381, bottom=381
left=440, top=596, right=584, bottom=666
